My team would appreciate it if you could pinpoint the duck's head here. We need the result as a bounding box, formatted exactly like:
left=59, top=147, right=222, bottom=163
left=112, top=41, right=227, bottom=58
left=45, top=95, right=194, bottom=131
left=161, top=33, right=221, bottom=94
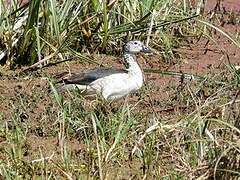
left=123, top=40, right=153, bottom=54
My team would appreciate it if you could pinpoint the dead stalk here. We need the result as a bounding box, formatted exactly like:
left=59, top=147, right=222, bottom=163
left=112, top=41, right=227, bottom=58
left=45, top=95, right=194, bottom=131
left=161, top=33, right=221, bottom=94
left=132, top=122, right=160, bottom=155
left=91, top=113, right=103, bottom=180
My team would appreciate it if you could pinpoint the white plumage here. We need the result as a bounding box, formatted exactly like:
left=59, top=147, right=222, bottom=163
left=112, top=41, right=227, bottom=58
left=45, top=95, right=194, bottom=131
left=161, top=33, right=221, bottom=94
left=58, top=40, right=153, bottom=100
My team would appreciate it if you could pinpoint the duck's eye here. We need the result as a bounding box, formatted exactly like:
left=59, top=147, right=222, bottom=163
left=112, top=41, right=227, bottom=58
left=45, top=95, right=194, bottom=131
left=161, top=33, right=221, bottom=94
left=134, top=42, right=138, bottom=45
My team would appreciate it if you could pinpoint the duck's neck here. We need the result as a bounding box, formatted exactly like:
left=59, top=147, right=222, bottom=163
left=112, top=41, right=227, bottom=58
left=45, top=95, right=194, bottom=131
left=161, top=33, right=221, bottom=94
left=123, top=53, right=143, bottom=76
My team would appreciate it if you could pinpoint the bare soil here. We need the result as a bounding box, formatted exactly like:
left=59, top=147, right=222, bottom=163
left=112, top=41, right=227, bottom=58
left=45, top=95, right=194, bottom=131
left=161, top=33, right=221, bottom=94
left=0, top=1, right=240, bottom=179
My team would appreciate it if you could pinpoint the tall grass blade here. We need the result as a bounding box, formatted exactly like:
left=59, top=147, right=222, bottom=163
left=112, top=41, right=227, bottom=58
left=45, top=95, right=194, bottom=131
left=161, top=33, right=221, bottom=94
left=197, top=19, right=240, bottom=48
left=207, top=118, right=240, bottom=135
left=144, top=69, right=232, bottom=86
left=14, top=0, right=41, bottom=66
left=49, top=79, right=63, bottom=108
left=91, top=112, right=103, bottom=180
left=49, top=0, right=60, bottom=44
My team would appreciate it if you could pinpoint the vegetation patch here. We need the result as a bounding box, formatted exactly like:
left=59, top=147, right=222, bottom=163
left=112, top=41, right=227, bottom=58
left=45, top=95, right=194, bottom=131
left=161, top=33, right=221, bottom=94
left=0, top=0, right=240, bottom=179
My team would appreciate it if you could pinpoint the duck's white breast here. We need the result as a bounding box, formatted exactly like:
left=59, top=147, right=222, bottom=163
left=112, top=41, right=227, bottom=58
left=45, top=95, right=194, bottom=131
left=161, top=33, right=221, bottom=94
left=90, top=73, right=143, bottom=100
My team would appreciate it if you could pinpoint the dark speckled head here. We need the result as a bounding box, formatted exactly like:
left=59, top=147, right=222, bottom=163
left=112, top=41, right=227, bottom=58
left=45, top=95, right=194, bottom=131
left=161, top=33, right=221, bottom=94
left=123, top=40, right=152, bottom=54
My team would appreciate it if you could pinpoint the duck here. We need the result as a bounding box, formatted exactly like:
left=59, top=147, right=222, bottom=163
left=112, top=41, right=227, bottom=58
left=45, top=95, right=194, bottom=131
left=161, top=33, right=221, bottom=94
left=58, top=40, right=153, bottom=100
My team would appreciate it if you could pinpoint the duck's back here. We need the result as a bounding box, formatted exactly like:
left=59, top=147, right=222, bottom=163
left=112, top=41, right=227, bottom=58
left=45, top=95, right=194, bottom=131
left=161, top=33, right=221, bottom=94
left=65, top=67, right=128, bottom=85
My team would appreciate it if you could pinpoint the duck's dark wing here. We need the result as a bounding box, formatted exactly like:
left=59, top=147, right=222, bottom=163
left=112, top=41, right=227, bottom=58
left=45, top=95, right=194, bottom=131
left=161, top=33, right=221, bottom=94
left=64, top=67, right=128, bottom=85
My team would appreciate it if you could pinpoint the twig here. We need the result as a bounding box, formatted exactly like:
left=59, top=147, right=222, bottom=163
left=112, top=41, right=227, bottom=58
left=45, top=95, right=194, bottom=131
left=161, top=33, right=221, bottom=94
left=132, top=122, right=160, bottom=155
left=31, top=152, right=55, bottom=163
left=22, top=53, right=56, bottom=72
left=205, top=128, right=219, bottom=146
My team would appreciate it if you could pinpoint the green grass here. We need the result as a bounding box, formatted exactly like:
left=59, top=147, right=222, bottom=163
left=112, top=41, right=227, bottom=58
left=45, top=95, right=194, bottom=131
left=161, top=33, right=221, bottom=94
left=1, top=0, right=203, bottom=68
left=0, top=0, right=240, bottom=179
left=0, top=65, right=239, bottom=179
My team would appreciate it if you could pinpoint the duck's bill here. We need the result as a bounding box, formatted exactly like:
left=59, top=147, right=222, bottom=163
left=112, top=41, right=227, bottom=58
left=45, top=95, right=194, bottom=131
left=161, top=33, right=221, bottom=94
left=141, top=46, right=153, bottom=53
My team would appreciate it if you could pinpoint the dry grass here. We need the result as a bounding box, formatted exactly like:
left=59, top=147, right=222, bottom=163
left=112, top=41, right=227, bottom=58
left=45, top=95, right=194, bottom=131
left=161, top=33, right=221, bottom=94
left=0, top=0, right=240, bottom=179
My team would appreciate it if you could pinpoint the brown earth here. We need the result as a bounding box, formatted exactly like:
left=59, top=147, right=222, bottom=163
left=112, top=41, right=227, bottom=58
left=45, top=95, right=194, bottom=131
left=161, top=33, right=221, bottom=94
left=0, top=0, right=240, bottom=179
